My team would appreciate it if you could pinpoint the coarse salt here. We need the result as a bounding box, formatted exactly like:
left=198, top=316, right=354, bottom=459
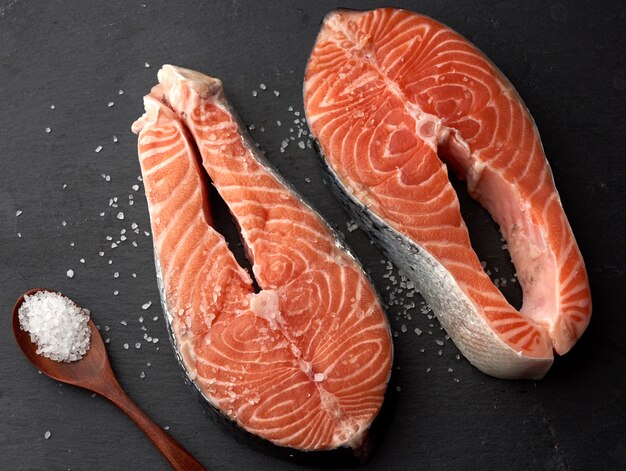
left=18, top=291, right=91, bottom=362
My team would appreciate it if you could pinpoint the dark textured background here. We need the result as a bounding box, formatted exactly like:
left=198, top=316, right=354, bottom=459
left=1, top=1, right=625, bottom=469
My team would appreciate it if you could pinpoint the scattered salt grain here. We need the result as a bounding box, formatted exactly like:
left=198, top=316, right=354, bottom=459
left=273, top=90, right=280, bottom=96
left=50, top=105, right=55, bottom=110
left=44, top=431, right=51, bottom=440
left=140, top=371, right=145, bottom=379
left=298, top=141, right=305, bottom=149
left=117, top=212, right=124, bottom=220
left=61, top=221, right=67, bottom=227
left=118, top=89, right=124, bottom=95
left=132, top=273, right=137, bottom=278
left=313, top=373, right=326, bottom=382
left=138, top=316, right=144, bottom=323
left=135, top=342, right=141, bottom=349
left=113, top=272, right=119, bottom=278
left=108, top=102, right=114, bottom=108
left=79, top=258, right=85, bottom=264
left=113, top=291, right=119, bottom=296
left=95, top=145, right=102, bottom=153
left=153, top=316, right=158, bottom=321
left=252, top=90, right=257, bottom=97
left=16, top=210, right=22, bottom=217
left=414, top=327, right=422, bottom=336
left=113, top=135, right=118, bottom=143
left=123, top=343, right=129, bottom=349
left=18, top=291, right=91, bottom=362
left=66, top=269, right=74, bottom=278
left=132, top=184, right=139, bottom=191
left=259, top=83, right=266, bottom=90
left=144, top=62, right=150, bottom=68
left=45, top=127, right=51, bottom=133
left=142, top=302, right=152, bottom=310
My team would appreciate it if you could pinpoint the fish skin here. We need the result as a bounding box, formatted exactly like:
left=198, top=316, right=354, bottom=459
left=304, top=8, right=591, bottom=379
left=132, top=67, right=393, bottom=451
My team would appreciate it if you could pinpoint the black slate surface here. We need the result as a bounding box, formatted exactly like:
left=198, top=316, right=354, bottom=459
left=1, top=1, right=625, bottom=469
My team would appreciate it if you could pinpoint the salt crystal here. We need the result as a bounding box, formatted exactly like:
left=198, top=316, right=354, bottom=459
left=79, top=258, right=85, bottom=264
left=138, top=316, right=144, bottom=323
left=313, top=372, right=326, bottom=382
left=276, top=120, right=281, bottom=126
left=117, top=212, right=124, bottom=220
left=123, top=343, right=129, bottom=349
left=113, top=272, right=119, bottom=278
left=45, top=127, right=51, bottom=133
left=100, top=212, right=105, bottom=217
left=298, top=141, right=305, bottom=149
left=132, top=184, right=139, bottom=191
left=273, top=90, right=280, bottom=96
left=252, top=90, right=257, bottom=97
left=50, top=105, right=55, bottom=110
left=140, top=371, right=145, bottom=378
left=401, top=324, right=407, bottom=333
left=142, top=302, right=152, bottom=310
left=153, top=316, right=158, bottom=321
left=135, top=342, right=141, bottom=349
left=113, top=135, right=118, bottom=143
left=98, top=251, right=104, bottom=256
left=144, top=62, right=150, bottom=68
left=108, top=102, right=114, bottom=108
left=16, top=210, right=22, bottom=217
left=259, top=83, right=266, bottom=90
left=111, top=243, right=117, bottom=248
left=18, top=291, right=91, bottom=362
left=132, top=273, right=137, bottom=278
left=61, top=221, right=67, bottom=227
left=113, top=291, right=119, bottom=296
left=44, top=431, right=51, bottom=440
left=305, top=177, right=311, bottom=183
left=17, top=232, right=21, bottom=238
left=66, top=269, right=74, bottom=278
left=95, top=146, right=102, bottom=153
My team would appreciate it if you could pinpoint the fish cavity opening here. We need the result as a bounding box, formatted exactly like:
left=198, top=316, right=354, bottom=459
left=437, top=139, right=523, bottom=311
left=187, top=137, right=261, bottom=293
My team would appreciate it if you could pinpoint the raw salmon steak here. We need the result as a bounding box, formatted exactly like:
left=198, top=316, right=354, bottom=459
left=304, top=8, right=591, bottom=379
left=132, top=65, right=392, bottom=451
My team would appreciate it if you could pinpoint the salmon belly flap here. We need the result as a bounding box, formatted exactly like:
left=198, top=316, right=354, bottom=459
left=132, top=66, right=392, bottom=451
left=303, top=8, right=591, bottom=379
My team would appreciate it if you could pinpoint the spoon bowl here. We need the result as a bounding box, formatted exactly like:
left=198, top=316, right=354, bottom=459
left=13, top=288, right=205, bottom=471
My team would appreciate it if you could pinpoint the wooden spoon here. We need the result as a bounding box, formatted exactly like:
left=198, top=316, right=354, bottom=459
left=12, top=288, right=206, bottom=471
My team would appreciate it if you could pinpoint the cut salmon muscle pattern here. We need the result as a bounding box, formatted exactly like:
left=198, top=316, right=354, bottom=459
left=133, top=67, right=392, bottom=451
left=304, top=8, right=591, bottom=379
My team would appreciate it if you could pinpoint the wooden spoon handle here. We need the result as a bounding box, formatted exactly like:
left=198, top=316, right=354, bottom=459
left=103, top=382, right=206, bottom=470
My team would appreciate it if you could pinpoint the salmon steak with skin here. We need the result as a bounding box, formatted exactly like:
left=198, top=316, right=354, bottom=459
left=131, top=65, right=392, bottom=451
left=304, top=8, right=591, bottom=379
